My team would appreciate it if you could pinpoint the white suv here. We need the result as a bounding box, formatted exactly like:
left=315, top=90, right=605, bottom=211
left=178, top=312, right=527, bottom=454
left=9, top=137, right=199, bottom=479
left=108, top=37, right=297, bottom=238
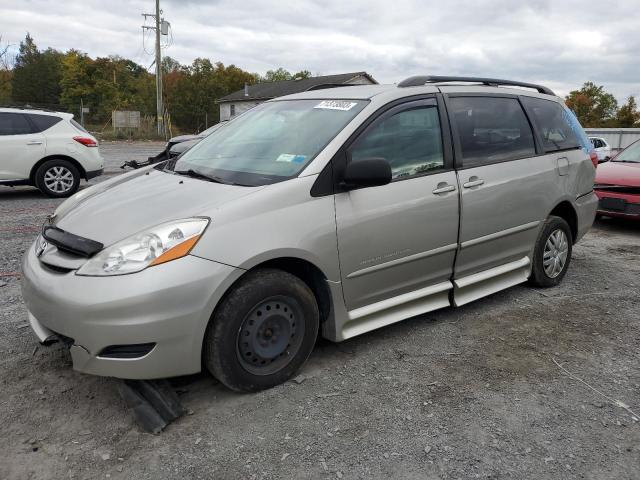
left=0, top=108, right=103, bottom=197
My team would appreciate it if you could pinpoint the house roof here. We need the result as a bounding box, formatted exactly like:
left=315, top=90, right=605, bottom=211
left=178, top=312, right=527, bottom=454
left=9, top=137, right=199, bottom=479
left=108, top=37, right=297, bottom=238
left=216, top=72, right=377, bottom=103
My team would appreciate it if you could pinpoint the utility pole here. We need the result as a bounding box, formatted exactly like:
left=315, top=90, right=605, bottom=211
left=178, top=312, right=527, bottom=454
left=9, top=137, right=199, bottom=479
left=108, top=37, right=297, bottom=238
left=142, top=1, right=167, bottom=138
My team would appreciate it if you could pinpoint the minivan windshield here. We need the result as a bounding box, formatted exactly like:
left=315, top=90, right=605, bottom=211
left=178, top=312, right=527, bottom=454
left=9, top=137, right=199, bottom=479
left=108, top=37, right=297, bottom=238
left=613, top=140, right=640, bottom=163
left=168, top=99, right=367, bottom=186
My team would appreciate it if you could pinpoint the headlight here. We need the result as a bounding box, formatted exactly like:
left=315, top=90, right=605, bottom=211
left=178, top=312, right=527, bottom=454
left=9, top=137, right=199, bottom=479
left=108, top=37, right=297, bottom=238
left=76, top=218, right=209, bottom=276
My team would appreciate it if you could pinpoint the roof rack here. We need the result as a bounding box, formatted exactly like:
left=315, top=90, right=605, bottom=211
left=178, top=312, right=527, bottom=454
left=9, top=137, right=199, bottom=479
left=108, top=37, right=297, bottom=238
left=397, top=75, right=555, bottom=96
left=305, top=83, right=358, bottom=91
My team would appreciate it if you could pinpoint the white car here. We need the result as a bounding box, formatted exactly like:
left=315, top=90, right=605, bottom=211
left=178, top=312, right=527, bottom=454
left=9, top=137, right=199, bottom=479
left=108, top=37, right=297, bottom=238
left=0, top=108, right=103, bottom=197
left=589, top=136, right=612, bottom=163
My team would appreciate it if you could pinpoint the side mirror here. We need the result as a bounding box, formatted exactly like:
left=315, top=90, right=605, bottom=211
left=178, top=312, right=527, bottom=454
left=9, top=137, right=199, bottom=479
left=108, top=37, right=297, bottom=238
left=342, top=158, right=392, bottom=189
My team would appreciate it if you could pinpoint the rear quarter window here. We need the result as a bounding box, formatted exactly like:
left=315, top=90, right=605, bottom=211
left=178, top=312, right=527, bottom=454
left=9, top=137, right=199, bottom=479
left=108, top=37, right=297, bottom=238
left=70, top=118, right=88, bottom=133
left=520, top=97, right=584, bottom=153
left=28, top=114, right=63, bottom=133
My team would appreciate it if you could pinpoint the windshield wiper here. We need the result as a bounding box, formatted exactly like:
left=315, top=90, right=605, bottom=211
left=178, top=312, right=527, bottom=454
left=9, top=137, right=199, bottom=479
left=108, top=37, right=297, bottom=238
left=174, top=169, right=232, bottom=184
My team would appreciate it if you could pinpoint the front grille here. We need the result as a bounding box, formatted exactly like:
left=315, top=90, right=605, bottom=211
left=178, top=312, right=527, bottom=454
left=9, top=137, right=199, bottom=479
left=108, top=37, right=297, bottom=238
left=40, top=261, right=74, bottom=274
left=598, top=198, right=640, bottom=215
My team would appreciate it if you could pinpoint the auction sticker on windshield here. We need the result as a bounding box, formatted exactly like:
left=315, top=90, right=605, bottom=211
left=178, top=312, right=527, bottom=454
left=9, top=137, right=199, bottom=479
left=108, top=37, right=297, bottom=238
left=314, top=100, right=358, bottom=111
left=276, top=154, right=307, bottom=163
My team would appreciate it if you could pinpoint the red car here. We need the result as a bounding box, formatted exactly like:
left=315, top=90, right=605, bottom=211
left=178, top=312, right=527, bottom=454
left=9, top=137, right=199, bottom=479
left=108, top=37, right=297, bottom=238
left=594, top=139, right=640, bottom=219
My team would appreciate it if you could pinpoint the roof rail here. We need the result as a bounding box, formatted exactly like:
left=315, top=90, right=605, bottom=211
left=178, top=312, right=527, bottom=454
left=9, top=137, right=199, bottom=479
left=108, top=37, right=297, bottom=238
left=397, top=75, right=555, bottom=96
left=305, top=83, right=358, bottom=91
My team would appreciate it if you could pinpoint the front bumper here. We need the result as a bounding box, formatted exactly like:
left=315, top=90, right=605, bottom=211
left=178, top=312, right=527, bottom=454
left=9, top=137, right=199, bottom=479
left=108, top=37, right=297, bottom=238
left=21, top=245, right=242, bottom=379
left=595, top=190, right=640, bottom=219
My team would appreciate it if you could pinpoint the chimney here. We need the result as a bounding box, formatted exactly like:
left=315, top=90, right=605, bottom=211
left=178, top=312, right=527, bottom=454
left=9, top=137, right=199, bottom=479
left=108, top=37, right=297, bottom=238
left=244, top=83, right=249, bottom=97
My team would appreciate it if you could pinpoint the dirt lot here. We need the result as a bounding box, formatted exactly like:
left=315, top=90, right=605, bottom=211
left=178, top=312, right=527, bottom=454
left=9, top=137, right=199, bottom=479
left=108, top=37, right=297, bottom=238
left=1, top=142, right=639, bottom=479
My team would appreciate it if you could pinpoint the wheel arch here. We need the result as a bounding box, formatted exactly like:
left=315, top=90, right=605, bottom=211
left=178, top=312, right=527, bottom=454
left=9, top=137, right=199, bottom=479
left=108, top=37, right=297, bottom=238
left=548, top=200, right=578, bottom=241
left=30, top=155, right=87, bottom=184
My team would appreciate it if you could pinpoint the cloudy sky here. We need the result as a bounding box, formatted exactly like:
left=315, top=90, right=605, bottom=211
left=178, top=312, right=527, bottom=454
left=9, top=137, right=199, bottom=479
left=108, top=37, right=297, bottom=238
left=1, top=0, right=639, bottom=100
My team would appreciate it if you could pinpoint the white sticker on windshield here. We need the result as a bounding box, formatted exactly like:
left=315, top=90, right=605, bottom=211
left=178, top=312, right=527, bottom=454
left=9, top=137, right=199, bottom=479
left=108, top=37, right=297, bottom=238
left=314, top=100, right=357, bottom=111
left=276, top=154, right=307, bottom=164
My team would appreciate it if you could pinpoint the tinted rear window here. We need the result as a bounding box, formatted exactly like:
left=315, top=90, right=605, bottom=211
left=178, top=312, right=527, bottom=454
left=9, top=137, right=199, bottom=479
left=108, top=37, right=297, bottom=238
left=0, top=113, right=33, bottom=135
left=449, top=96, right=536, bottom=167
left=521, top=97, right=581, bottom=152
left=28, top=114, right=63, bottom=132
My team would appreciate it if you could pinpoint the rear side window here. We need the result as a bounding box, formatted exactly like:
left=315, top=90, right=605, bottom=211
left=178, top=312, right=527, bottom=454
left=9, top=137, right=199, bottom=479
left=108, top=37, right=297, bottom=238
left=350, top=104, right=444, bottom=179
left=70, top=118, right=88, bottom=133
left=449, top=97, right=535, bottom=167
left=520, top=97, right=581, bottom=153
left=0, top=113, right=33, bottom=135
left=28, top=114, right=63, bottom=133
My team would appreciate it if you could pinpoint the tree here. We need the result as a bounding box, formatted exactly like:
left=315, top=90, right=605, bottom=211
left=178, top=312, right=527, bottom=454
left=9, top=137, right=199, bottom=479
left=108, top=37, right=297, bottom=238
left=262, top=67, right=293, bottom=82
left=0, top=35, right=12, bottom=103
left=613, top=96, right=640, bottom=127
left=565, top=82, right=618, bottom=127
left=292, top=70, right=312, bottom=80
left=12, top=34, right=63, bottom=106
left=59, top=49, right=94, bottom=116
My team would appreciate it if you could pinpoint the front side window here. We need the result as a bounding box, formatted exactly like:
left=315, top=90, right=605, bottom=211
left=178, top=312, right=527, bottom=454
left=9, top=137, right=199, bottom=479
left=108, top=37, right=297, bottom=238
left=0, top=113, right=33, bottom=136
left=450, top=96, right=536, bottom=167
left=521, top=97, right=582, bottom=153
left=171, top=99, right=367, bottom=186
left=350, top=105, right=444, bottom=180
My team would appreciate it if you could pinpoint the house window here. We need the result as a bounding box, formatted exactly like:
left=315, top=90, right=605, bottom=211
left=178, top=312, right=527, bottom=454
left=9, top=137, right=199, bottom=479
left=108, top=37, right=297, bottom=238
left=230, top=104, right=236, bottom=117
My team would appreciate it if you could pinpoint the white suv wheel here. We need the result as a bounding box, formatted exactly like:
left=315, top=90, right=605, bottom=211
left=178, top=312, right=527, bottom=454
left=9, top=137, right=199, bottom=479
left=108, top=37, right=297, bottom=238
left=44, top=166, right=75, bottom=194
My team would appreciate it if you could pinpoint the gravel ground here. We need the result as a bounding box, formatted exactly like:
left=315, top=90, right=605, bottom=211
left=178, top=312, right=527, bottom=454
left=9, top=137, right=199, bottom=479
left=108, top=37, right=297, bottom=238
left=1, top=142, right=639, bottom=479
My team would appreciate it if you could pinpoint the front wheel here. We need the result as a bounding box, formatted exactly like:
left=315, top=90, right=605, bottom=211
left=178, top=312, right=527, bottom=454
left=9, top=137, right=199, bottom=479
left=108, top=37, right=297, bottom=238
left=203, top=269, right=319, bottom=392
left=529, top=216, right=573, bottom=288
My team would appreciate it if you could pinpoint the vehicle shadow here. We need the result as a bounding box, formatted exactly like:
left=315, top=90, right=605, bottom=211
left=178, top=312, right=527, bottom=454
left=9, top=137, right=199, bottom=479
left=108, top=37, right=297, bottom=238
left=594, top=215, right=640, bottom=234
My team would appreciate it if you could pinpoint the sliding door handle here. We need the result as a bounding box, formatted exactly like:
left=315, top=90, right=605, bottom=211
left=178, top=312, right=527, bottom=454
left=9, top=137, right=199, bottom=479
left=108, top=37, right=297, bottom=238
left=463, top=178, right=484, bottom=188
left=26, top=141, right=43, bottom=145
left=432, top=184, right=456, bottom=194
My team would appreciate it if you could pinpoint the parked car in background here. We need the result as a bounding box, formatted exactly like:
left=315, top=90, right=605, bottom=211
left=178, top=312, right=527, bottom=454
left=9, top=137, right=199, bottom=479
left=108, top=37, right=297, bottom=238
left=157, top=122, right=228, bottom=161
left=594, top=139, right=640, bottom=219
left=22, top=76, right=597, bottom=393
left=589, top=136, right=612, bottom=163
left=0, top=108, right=103, bottom=197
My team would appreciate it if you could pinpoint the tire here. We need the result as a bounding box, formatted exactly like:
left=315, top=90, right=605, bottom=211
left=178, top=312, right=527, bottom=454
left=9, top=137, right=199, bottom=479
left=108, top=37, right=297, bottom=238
left=35, top=159, right=81, bottom=198
left=529, top=216, right=573, bottom=288
left=203, top=269, right=319, bottom=392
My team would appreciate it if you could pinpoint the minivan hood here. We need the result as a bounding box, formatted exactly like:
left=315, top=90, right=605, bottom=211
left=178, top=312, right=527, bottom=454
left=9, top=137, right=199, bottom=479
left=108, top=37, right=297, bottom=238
left=595, top=160, right=640, bottom=187
left=56, top=169, right=262, bottom=246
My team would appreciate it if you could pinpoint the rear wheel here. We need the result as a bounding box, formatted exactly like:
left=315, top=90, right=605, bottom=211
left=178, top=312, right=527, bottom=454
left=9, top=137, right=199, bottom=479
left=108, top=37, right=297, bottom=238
left=529, top=216, right=572, bottom=288
left=203, top=269, right=319, bottom=392
left=35, top=159, right=80, bottom=198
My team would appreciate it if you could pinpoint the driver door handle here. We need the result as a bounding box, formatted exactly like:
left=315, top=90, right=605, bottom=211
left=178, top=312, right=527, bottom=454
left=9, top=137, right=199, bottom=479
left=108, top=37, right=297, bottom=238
left=432, top=184, right=456, bottom=194
left=27, top=141, right=43, bottom=145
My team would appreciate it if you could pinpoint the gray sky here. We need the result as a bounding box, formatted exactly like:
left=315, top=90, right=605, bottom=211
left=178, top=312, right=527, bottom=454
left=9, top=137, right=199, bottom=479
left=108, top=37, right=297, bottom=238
left=1, top=0, right=639, bottom=101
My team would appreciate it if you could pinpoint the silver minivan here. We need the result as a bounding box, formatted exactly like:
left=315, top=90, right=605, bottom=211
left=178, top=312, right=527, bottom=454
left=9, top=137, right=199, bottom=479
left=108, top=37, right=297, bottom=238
left=22, top=76, right=598, bottom=392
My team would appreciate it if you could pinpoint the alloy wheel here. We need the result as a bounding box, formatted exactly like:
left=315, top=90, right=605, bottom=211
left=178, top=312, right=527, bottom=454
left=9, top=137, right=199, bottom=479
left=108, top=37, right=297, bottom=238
left=44, top=166, right=75, bottom=194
